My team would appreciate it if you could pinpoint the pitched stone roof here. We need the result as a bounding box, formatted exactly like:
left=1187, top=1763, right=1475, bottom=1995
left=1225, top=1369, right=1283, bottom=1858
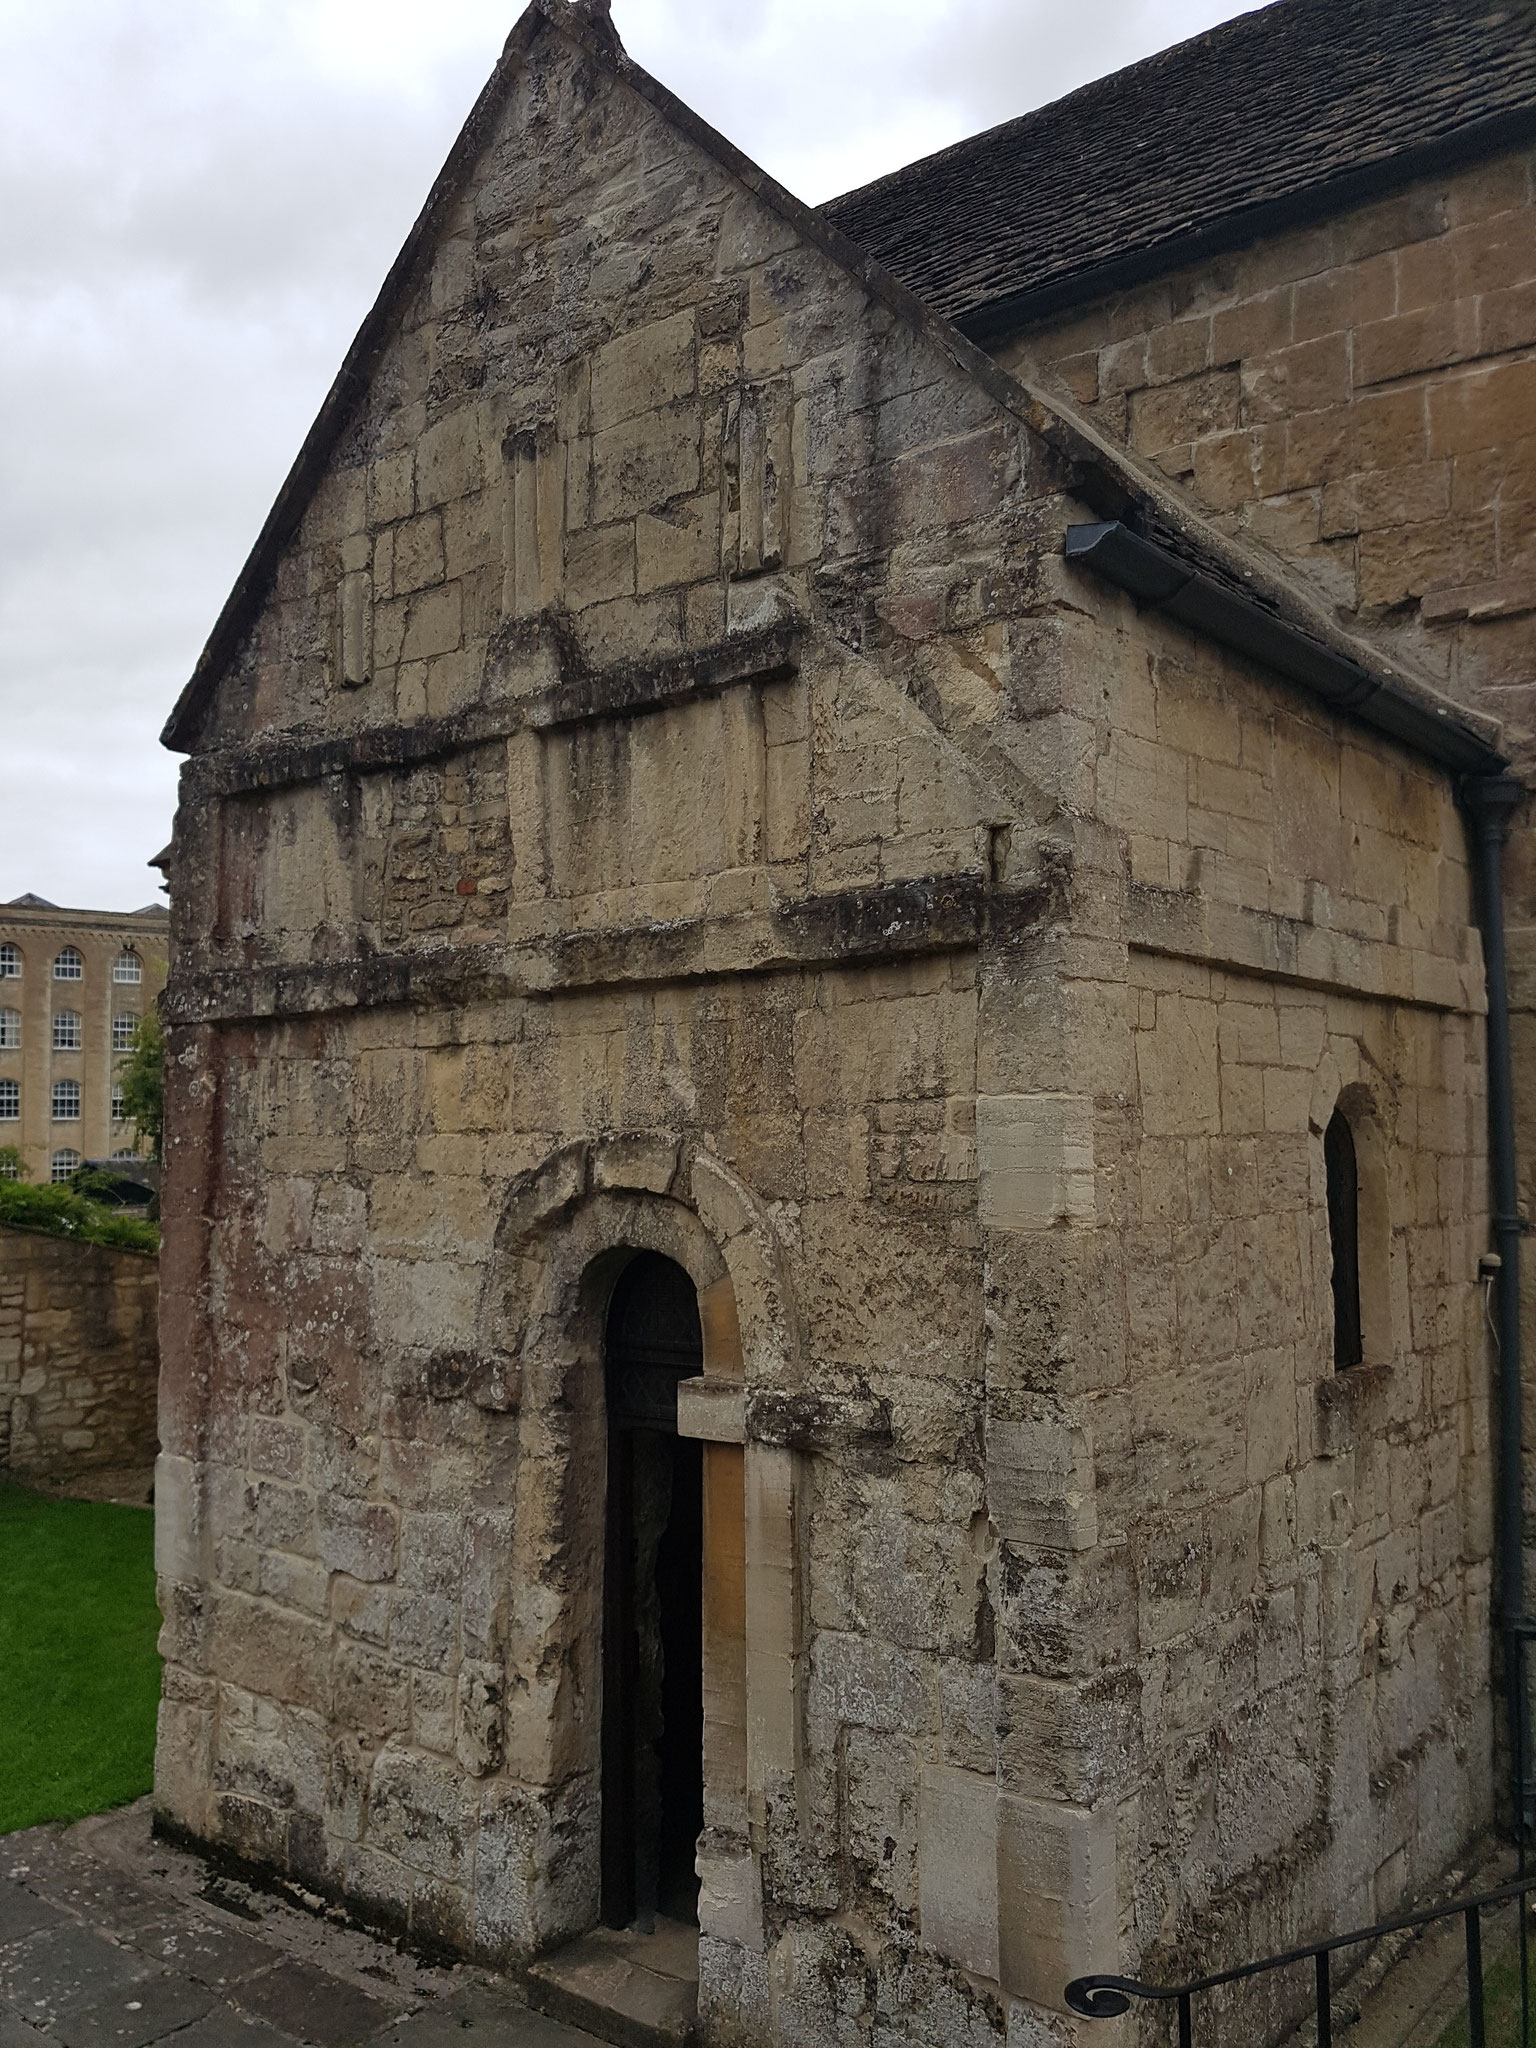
left=821, top=0, right=1536, bottom=339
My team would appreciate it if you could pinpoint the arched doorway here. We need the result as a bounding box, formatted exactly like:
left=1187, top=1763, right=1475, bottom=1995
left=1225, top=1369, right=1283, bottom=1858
left=601, top=1251, right=704, bottom=1931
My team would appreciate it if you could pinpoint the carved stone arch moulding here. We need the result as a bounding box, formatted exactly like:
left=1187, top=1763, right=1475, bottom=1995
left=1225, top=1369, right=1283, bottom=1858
left=456, top=1132, right=801, bottom=1961
left=471, top=1132, right=805, bottom=1402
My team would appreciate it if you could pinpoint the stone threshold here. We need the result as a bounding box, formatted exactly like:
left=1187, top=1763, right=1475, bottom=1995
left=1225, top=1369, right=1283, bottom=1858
left=522, top=1920, right=698, bottom=2048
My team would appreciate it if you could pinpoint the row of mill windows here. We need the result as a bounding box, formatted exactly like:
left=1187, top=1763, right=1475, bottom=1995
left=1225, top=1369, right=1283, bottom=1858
left=0, top=945, right=142, bottom=982
left=0, top=1080, right=133, bottom=1123
left=0, top=1148, right=138, bottom=1183
left=0, top=1009, right=140, bottom=1049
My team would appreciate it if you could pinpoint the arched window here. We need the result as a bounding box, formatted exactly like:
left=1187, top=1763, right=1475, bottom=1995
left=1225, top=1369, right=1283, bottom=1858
left=51, top=1079, right=80, bottom=1121
left=111, top=1147, right=138, bottom=1161
left=52, top=1010, right=82, bottom=1052
left=0, top=1080, right=18, bottom=1121
left=0, top=943, right=20, bottom=977
left=112, top=1014, right=137, bottom=1052
left=0, top=1151, right=21, bottom=1178
left=1325, top=1108, right=1362, bottom=1369
left=50, top=1148, right=81, bottom=1182
left=112, top=952, right=142, bottom=984
left=53, top=947, right=83, bottom=981
left=0, top=1009, right=18, bottom=1049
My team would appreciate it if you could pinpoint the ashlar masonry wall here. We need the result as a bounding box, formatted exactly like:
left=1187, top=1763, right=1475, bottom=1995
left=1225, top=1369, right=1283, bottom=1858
left=998, top=144, right=1536, bottom=741
left=993, top=154, right=1524, bottom=1983
left=0, top=1225, right=159, bottom=1478
left=1080, top=594, right=1493, bottom=2012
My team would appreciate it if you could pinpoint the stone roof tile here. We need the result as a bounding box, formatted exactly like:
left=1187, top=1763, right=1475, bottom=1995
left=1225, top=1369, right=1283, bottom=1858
left=821, top=0, right=1536, bottom=335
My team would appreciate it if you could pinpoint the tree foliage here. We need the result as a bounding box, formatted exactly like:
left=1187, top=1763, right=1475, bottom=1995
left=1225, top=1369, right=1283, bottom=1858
left=117, top=1012, right=164, bottom=1162
left=0, top=1145, right=30, bottom=1181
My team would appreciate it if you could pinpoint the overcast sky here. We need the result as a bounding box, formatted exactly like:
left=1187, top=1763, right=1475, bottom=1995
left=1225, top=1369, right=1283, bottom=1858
left=0, top=0, right=1264, bottom=911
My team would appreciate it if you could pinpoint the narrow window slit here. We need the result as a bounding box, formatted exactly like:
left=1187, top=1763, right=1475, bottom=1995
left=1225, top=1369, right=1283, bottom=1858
left=1325, top=1106, right=1363, bottom=1369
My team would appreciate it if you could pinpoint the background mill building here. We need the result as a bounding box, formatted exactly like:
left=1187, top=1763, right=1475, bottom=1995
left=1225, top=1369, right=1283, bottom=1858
left=0, top=895, right=168, bottom=1183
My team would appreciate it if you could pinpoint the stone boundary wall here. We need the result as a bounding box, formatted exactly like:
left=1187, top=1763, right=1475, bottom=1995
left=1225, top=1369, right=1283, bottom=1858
left=0, top=1224, right=159, bottom=1478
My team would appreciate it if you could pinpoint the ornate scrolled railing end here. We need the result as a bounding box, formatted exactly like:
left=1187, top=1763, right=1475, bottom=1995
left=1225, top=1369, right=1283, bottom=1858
left=1064, top=1976, right=1136, bottom=2018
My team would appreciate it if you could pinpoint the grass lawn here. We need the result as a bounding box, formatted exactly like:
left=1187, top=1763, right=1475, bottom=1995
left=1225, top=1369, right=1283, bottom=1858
left=0, top=1484, right=162, bottom=1834
left=1434, top=1924, right=1536, bottom=2047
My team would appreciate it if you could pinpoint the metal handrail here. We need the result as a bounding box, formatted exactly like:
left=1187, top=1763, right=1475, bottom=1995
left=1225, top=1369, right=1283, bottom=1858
left=1066, top=1865, right=1535, bottom=2047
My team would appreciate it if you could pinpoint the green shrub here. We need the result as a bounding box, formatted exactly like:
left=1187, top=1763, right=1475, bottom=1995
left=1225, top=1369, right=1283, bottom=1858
left=0, top=1177, right=158, bottom=1253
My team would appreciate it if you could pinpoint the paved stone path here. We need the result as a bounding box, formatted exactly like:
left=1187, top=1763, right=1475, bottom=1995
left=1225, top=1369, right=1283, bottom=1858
left=0, top=1803, right=599, bottom=2048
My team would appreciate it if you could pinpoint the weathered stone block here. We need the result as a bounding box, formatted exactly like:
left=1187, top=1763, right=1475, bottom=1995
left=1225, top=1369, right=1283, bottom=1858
left=209, top=1593, right=328, bottom=1710
left=988, top=1411, right=1098, bottom=1552
left=591, top=311, right=696, bottom=430
left=368, top=1742, right=477, bottom=1885
left=996, top=1795, right=1117, bottom=2010
left=316, top=1498, right=399, bottom=1583
left=591, top=407, right=702, bottom=524
left=977, top=1096, right=1095, bottom=1231
left=919, top=1762, right=999, bottom=1980
left=399, top=584, right=462, bottom=663
left=416, top=410, right=485, bottom=509
left=156, top=1454, right=204, bottom=1585
left=456, top=1660, right=504, bottom=1777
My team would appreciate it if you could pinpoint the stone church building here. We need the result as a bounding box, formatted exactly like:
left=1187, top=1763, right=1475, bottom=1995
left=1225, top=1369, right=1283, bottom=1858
left=151, top=0, right=1536, bottom=2040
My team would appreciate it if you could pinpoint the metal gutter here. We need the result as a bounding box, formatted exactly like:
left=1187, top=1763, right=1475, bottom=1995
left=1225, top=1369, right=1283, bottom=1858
left=1065, top=520, right=1509, bottom=779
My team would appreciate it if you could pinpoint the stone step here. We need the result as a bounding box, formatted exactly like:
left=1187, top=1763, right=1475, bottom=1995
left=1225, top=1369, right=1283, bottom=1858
left=522, top=1921, right=698, bottom=2048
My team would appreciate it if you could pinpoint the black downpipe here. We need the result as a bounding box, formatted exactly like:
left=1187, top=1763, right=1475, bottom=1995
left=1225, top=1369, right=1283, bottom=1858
left=1462, top=773, right=1531, bottom=1837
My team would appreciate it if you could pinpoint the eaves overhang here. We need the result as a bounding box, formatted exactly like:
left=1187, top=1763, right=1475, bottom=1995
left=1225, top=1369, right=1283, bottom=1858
left=1066, top=519, right=1511, bottom=782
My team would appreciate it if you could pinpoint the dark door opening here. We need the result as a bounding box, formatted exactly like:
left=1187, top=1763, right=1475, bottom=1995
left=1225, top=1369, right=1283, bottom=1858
left=601, top=1252, right=704, bottom=1931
